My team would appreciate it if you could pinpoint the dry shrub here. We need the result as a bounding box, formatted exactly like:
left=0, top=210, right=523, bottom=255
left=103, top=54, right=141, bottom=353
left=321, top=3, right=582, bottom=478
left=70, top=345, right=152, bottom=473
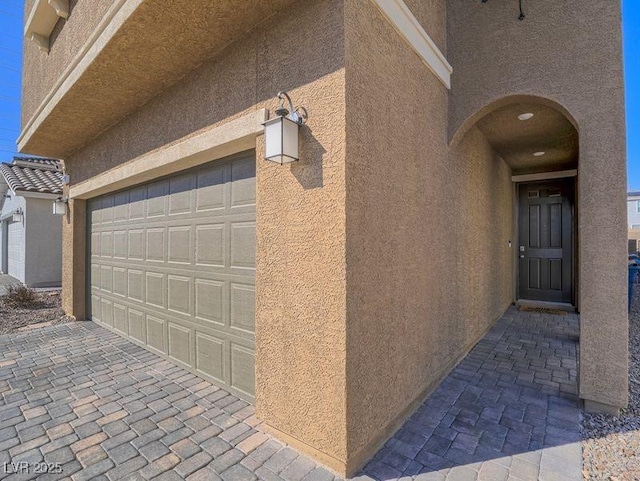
left=3, top=285, right=39, bottom=309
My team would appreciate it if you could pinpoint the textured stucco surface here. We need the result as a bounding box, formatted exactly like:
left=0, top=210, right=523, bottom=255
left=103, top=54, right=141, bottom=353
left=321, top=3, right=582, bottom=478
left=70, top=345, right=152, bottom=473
left=447, top=0, right=628, bottom=409
left=344, top=0, right=513, bottom=468
left=57, top=0, right=349, bottom=470
left=61, top=197, right=85, bottom=319
left=25, top=0, right=627, bottom=475
left=20, top=0, right=298, bottom=157
left=22, top=0, right=117, bottom=125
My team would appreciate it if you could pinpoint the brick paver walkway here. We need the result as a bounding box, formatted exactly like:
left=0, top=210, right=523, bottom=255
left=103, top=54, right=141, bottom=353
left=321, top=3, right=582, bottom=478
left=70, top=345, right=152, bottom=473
left=359, top=306, right=581, bottom=481
left=0, top=322, right=337, bottom=481
left=0, top=306, right=581, bottom=481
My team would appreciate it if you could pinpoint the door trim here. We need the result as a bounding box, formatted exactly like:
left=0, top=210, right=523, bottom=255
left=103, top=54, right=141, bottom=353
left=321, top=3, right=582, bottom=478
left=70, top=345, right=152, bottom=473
left=511, top=169, right=577, bottom=183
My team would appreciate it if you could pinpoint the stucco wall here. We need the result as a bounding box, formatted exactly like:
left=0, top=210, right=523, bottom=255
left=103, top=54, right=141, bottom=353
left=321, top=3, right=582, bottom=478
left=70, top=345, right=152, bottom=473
left=447, top=0, right=628, bottom=409
left=22, top=0, right=117, bottom=125
left=24, top=198, right=62, bottom=287
left=343, top=0, right=513, bottom=466
left=60, top=0, right=349, bottom=468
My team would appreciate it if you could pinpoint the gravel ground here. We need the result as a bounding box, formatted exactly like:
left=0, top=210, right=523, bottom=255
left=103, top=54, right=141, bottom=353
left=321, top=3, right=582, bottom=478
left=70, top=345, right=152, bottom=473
left=0, top=290, right=71, bottom=335
left=582, top=281, right=640, bottom=480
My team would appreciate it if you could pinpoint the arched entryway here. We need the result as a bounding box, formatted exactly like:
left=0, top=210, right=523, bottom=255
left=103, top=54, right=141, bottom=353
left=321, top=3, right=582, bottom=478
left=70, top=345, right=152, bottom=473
left=453, top=95, right=580, bottom=309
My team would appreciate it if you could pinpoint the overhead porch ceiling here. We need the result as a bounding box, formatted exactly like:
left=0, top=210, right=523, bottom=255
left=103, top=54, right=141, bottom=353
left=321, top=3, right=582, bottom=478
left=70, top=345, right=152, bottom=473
left=19, top=0, right=297, bottom=159
left=475, top=101, right=579, bottom=175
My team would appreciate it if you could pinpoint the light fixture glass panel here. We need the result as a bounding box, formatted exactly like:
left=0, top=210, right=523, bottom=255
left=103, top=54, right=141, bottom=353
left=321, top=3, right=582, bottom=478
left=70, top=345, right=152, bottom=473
left=264, top=116, right=299, bottom=164
left=282, top=117, right=299, bottom=162
left=53, top=200, right=67, bottom=215
left=264, top=118, right=284, bottom=161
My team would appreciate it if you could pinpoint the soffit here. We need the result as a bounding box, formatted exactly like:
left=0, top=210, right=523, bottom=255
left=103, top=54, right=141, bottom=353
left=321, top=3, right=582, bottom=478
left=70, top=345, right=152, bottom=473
left=20, top=0, right=297, bottom=158
left=475, top=102, right=578, bottom=175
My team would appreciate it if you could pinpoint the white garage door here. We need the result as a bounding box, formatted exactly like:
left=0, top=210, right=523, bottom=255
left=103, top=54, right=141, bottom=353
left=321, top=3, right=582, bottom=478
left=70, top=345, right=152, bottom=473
left=88, top=151, right=256, bottom=401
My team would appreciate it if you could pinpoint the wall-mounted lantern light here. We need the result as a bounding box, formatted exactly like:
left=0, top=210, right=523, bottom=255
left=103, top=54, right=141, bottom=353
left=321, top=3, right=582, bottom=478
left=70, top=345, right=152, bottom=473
left=12, top=209, right=23, bottom=223
left=263, top=91, right=308, bottom=164
left=53, top=197, right=67, bottom=215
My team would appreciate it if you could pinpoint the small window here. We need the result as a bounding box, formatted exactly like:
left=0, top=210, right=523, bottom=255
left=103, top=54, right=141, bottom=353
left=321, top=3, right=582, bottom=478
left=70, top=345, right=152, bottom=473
left=637, top=201, right=640, bottom=213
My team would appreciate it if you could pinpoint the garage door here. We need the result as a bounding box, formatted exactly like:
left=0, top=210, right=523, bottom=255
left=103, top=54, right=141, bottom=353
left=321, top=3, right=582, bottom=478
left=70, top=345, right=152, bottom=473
left=88, top=151, right=256, bottom=401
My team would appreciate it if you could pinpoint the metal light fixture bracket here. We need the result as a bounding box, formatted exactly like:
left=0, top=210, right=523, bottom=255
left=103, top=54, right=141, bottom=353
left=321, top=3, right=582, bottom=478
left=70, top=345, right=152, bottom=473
left=275, top=91, right=308, bottom=126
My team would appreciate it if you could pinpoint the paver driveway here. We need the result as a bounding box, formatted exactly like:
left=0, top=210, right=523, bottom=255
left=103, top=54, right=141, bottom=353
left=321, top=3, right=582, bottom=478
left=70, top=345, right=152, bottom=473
left=0, top=306, right=581, bottom=481
left=0, top=323, right=337, bottom=481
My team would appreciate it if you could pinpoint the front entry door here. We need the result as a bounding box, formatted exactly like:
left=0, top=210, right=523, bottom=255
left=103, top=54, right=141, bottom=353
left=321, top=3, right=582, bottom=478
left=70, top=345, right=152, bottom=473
left=518, top=179, right=573, bottom=303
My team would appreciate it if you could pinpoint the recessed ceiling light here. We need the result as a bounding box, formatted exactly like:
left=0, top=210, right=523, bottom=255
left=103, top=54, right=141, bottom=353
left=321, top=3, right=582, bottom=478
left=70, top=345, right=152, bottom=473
left=518, top=113, right=534, bottom=121
left=533, top=151, right=546, bottom=157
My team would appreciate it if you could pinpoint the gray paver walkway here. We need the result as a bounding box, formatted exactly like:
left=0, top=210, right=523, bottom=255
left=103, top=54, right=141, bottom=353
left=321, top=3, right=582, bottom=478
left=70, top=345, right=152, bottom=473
left=0, top=322, right=338, bottom=481
left=0, top=306, right=581, bottom=481
left=358, top=306, right=581, bottom=481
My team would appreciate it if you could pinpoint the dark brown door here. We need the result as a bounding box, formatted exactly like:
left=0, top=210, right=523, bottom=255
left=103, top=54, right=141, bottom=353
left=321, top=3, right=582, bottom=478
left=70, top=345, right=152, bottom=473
left=518, top=179, right=573, bottom=303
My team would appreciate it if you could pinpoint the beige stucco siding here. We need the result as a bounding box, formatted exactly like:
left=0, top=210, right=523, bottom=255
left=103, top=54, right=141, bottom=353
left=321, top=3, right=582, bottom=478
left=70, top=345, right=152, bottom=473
left=344, top=0, right=513, bottom=465
left=22, top=0, right=118, bottom=125
left=61, top=0, right=349, bottom=467
left=447, top=0, right=628, bottom=410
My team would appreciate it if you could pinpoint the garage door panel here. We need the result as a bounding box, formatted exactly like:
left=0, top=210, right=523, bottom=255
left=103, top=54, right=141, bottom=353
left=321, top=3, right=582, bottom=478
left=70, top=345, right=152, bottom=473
left=127, top=269, right=144, bottom=301
left=113, top=267, right=127, bottom=296
left=128, top=229, right=144, bottom=259
left=196, top=167, right=225, bottom=212
left=169, top=174, right=194, bottom=215
left=230, top=283, right=255, bottom=334
left=169, top=322, right=192, bottom=366
left=147, top=181, right=169, bottom=218
left=101, top=232, right=112, bottom=257
left=168, top=227, right=192, bottom=264
left=113, top=303, right=127, bottom=334
left=100, top=265, right=112, bottom=292
left=195, top=224, right=225, bottom=266
left=146, top=314, right=166, bottom=354
left=91, top=295, right=101, bottom=323
left=230, top=156, right=256, bottom=208
left=168, top=275, right=191, bottom=315
left=146, top=228, right=165, bottom=262
left=230, top=222, right=256, bottom=270
left=114, top=192, right=129, bottom=221
left=230, top=344, right=255, bottom=397
left=88, top=151, right=256, bottom=402
left=113, top=230, right=127, bottom=258
left=129, top=309, right=146, bottom=343
left=195, top=279, right=225, bottom=326
left=145, top=272, right=165, bottom=309
left=196, top=332, right=227, bottom=384
left=128, top=187, right=146, bottom=220
left=101, top=298, right=113, bottom=326
left=101, top=195, right=114, bottom=223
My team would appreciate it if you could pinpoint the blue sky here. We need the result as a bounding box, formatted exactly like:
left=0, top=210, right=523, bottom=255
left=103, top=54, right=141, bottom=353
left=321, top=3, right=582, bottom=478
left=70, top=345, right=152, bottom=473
left=623, top=0, right=640, bottom=190
left=0, top=0, right=22, bottom=160
left=0, top=3, right=637, bottom=186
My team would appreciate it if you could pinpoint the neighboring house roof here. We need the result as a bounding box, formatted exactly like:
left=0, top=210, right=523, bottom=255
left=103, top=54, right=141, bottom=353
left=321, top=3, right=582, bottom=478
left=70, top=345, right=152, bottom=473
left=12, top=157, right=61, bottom=171
left=629, top=191, right=640, bottom=198
left=0, top=157, right=63, bottom=196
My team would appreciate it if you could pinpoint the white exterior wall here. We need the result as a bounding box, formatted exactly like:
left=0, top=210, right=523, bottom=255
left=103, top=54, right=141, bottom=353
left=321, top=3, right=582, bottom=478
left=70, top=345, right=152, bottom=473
left=0, top=194, right=27, bottom=283
left=24, top=197, right=62, bottom=287
left=628, top=196, right=640, bottom=229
